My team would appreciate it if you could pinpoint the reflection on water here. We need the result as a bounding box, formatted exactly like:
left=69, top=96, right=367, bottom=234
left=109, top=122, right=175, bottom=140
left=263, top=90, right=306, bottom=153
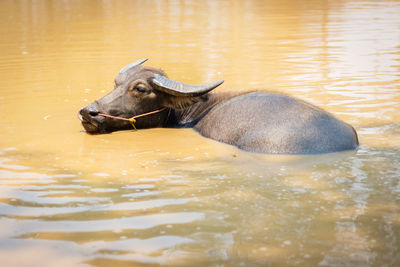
left=0, top=0, right=400, bottom=266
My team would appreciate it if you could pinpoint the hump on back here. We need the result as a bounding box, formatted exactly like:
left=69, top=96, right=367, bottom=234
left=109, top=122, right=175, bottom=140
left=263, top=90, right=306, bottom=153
left=78, top=59, right=359, bottom=154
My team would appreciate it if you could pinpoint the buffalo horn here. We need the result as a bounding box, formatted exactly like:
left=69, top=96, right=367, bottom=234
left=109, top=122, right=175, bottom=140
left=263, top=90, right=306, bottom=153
left=152, top=74, right=224, bottom=97
left=119, top=58, right=148, bottom=74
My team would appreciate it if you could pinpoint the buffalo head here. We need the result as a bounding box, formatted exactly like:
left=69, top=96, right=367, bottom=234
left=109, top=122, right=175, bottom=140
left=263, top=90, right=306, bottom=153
left=78, top=59, right=224, bottom=133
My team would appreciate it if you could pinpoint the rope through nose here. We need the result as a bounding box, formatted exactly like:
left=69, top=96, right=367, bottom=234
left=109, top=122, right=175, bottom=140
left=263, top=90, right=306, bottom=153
left=98, top=107, right=168, bottom=130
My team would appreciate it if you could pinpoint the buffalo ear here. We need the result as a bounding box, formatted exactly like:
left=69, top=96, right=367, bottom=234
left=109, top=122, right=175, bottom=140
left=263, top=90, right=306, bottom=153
left=161, top=94, right=209, bottom=110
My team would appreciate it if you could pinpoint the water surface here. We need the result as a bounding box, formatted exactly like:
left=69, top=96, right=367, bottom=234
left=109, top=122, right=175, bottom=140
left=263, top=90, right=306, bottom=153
left=0, top=0, right=399, bottom=266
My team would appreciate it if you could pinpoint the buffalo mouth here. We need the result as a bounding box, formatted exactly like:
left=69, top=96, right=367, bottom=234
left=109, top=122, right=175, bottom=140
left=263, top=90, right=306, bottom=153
left=78, top=112, right=103, bottom=134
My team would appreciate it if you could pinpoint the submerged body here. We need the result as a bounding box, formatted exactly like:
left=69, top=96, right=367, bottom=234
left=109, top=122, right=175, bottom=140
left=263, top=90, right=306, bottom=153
left=79, top=59, right=359, bottom=154
left=174, top=92, right=358, bottom=154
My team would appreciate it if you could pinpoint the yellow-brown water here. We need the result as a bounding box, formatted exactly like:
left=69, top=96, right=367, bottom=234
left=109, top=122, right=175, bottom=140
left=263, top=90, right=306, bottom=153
left=0, top=0, right=399, bottom=266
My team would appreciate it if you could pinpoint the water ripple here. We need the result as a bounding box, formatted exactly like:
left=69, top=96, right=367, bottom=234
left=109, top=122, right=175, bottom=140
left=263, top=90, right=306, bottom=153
left=1, top=212, right=204, bottom=235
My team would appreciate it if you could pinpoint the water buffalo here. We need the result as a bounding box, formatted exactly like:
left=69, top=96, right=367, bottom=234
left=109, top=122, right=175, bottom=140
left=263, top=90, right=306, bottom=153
left=78, top=59, right=359, bottom=154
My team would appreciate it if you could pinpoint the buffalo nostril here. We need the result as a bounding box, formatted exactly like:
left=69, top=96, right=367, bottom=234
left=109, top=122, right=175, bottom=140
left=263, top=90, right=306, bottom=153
left=89, top=111, right=99, bottom=117
left=79, top=105, right=100, bottom=119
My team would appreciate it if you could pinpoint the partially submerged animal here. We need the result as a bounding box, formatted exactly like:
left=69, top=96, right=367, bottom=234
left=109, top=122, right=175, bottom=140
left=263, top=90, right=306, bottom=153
left=78, top=59, right=359, bottom=154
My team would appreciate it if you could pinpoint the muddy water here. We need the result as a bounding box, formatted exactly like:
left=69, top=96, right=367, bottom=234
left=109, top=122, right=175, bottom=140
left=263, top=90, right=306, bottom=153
left=0, top=0, right=399, bottom=266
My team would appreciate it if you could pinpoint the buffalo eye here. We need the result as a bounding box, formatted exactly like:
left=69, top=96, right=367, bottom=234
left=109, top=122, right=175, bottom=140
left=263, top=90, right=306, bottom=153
left=134, top=84, right=147, bottom=93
